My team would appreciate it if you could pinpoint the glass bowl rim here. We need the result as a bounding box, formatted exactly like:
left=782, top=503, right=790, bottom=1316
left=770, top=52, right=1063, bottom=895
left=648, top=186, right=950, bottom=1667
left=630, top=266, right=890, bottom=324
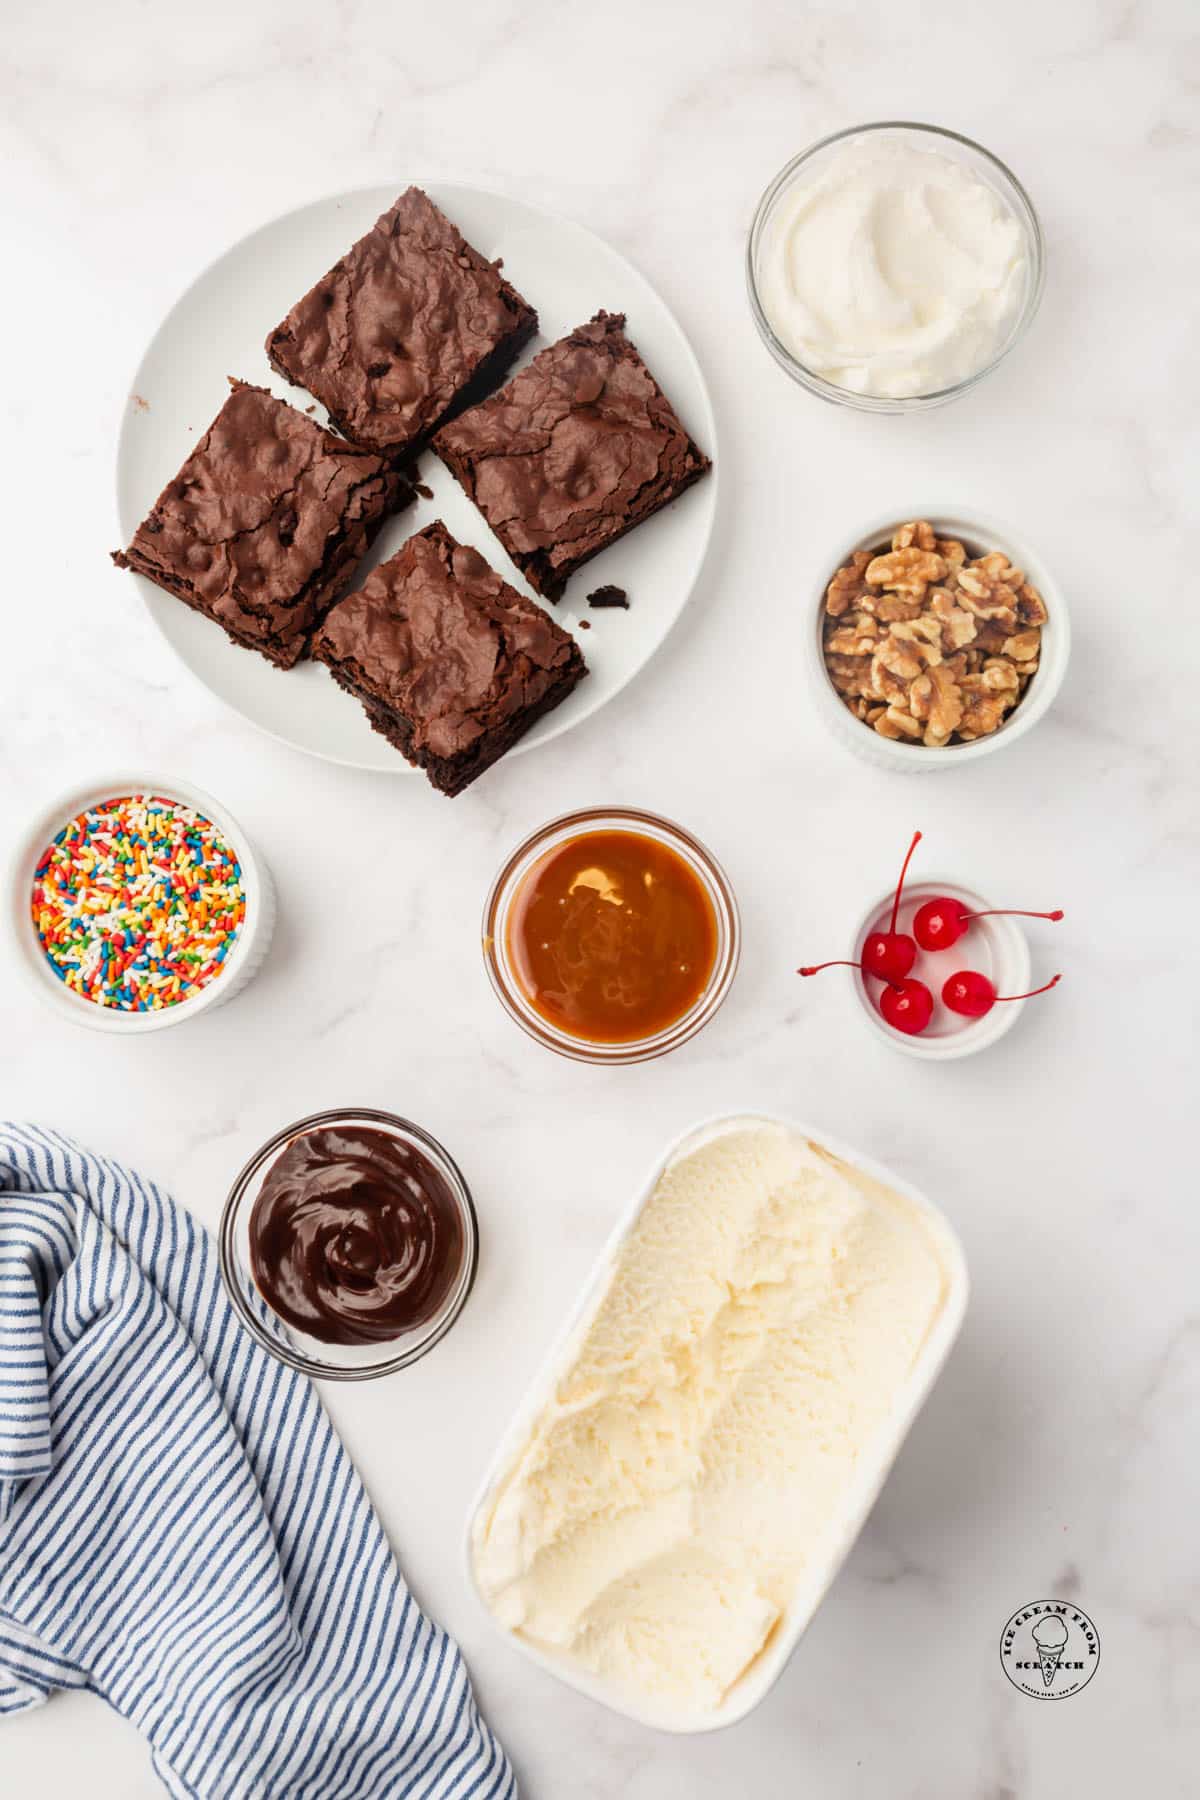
left=481, top=806, right=741, bottom=1065
left=745, top=120, right=1046, bottom=412
left=218, top=1105, right=479, bottom=1380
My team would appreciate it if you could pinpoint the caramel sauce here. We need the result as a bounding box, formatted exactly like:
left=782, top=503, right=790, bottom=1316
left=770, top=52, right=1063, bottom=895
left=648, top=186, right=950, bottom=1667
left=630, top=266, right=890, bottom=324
left=507, top=830, right=719, bottom=1044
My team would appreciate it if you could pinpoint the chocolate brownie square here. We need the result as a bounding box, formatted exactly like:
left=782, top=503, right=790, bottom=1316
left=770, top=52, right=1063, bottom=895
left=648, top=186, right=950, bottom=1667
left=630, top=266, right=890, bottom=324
left=312, top=522, right=587, bottom=796
left=433, top=311, right=710, bottom=600
left=112, top=380, right=412, bottom=669
left=266, top=188, right=538, bottom=458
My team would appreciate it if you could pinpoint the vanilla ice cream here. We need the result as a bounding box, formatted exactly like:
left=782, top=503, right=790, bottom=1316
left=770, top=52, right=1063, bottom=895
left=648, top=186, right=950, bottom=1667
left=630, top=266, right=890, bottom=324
left=471, top=1119, right=955, bottom=1714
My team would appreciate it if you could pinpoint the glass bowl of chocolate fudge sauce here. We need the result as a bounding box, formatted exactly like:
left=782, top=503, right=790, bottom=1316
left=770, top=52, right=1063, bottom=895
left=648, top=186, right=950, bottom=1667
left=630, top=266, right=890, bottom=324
left=219, top=1109, right=478, bottom=1379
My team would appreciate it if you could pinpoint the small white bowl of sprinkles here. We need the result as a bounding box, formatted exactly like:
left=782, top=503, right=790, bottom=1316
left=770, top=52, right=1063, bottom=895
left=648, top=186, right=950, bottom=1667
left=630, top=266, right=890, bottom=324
left=7, top=775, right=275, bottom=1032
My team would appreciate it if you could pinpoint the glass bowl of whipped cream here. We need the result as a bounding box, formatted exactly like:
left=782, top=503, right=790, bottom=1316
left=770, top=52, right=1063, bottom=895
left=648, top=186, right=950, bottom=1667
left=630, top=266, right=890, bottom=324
left=747, top=122, right=1044, bottom=411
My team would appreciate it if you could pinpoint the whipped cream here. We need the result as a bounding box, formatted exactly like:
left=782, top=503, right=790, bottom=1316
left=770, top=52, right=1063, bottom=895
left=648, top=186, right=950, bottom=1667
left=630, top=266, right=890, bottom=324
left=757, top=139, right=1028, bottom=398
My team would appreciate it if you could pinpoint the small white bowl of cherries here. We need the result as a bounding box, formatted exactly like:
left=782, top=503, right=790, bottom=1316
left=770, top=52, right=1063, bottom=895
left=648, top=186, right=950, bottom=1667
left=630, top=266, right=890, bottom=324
left=800, top=832, right=1063, bottom=1060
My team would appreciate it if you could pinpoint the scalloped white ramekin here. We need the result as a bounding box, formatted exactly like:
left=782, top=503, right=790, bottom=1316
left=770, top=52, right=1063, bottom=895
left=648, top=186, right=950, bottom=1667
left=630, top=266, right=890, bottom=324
left=6, top=773, right=275, bottom=1033
left=805, top=509, right=1070, bottom=772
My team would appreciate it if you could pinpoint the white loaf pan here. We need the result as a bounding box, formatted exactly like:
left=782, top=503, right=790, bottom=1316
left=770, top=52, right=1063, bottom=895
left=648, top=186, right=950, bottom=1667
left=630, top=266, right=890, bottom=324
left=464, top=1111, right=969, bottom=1732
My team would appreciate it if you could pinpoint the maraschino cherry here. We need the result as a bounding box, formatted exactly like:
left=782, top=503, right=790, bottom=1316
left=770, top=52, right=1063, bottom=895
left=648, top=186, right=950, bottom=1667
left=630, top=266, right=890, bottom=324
left=942, top=971, right=1062, bottom=1018
left=878, top=978, right=934, bottom=1035
left=862, top=830, right=923, bottom=980
left=797, top=961, right=934, bottom=1035
left=798, top=830, right=931, bottom=1034
left=913, top=898, right=1063, bottom=953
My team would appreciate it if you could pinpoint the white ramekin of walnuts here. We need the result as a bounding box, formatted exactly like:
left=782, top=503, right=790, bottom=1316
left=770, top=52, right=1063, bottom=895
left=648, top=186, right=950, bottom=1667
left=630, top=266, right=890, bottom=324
left=808, top=512, right=1070, bottom=770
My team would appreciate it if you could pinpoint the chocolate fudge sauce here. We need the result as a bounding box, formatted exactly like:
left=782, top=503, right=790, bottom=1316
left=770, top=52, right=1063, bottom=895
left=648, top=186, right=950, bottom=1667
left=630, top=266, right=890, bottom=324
left=249, top=1125, right=465, bottom=1345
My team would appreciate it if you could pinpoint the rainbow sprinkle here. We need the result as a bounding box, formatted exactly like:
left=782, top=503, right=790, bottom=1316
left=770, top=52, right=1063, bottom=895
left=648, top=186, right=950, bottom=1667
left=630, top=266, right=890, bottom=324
left=31, top=795, right=247, bottom=1013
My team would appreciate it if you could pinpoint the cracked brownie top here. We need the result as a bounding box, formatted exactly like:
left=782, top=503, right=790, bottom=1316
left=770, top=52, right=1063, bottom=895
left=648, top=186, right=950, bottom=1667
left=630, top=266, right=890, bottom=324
left=112, top=380, right=411, bottom=668
left=266, top=187, right=537, bottom=457
left=313, top=520, right=585, bottom=764
left=433, top=312, right=710, bottom=599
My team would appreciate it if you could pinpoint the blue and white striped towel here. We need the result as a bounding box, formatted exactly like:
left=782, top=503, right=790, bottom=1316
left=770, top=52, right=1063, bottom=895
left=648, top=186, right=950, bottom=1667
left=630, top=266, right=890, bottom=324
left=0, top=1123, right=515, bottom=1800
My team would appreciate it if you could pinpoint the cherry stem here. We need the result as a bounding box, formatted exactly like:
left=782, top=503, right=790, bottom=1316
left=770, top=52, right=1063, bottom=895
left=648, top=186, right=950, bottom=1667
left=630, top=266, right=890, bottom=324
left=798, top=961, right=861, bottom=976
left=962, top=908, right=1064, bottom=923
left=889, top=831, right=922, bottom=935
left=995, top=973, right=1062, bottom=1003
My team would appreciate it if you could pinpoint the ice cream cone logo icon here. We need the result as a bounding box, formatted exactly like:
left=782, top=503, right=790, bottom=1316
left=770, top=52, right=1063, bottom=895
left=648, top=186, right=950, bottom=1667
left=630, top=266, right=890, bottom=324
left=1032, top=1616, right=1069, bottom=1687
left=1000, top=1599, right=1100, bottom=1700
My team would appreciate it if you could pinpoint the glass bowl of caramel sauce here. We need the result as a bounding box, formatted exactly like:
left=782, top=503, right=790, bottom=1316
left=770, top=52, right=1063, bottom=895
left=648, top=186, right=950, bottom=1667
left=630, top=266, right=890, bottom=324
left=483, top=808, right=741, bottom=1064
left=219, top=1108, right=478, bottom=1379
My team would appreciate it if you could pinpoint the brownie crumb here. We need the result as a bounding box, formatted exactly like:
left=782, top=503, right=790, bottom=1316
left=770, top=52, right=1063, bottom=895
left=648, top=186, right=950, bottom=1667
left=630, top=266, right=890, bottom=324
left=415, top=480, right=434, bottom=500
left=133, top=394, right=150, bottom=413
left=578, top=618, right=591, bottom=629
left=587, top=584, right=629, bottom=609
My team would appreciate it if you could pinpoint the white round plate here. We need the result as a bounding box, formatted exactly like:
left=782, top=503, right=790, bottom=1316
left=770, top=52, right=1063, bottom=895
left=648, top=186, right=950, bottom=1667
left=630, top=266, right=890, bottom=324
left=116, top=183, right=718, bottom=773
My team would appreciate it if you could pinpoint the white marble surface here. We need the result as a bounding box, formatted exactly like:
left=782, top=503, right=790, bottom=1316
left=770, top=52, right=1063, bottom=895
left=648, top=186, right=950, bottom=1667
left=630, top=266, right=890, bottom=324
left=3, top=1, right=1197, bottom=1794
